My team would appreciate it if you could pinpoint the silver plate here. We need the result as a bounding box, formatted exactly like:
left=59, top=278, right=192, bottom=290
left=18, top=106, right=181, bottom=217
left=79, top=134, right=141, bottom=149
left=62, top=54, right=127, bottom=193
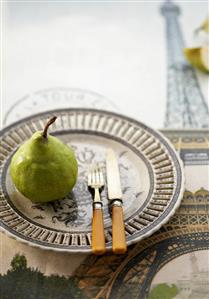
left=0, top=109, right=184, bottom=253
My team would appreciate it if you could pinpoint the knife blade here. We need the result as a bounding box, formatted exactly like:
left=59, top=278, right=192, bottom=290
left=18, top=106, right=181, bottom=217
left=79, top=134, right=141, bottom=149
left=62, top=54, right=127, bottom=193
left=106, top=148, right=123, bottom=201
left=106, top=148, right=127, bottom=254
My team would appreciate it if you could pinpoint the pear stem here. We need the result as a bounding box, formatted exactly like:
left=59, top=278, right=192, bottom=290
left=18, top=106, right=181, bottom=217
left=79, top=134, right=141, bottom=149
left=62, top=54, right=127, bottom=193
left=42, top=116, right=57, bottom=138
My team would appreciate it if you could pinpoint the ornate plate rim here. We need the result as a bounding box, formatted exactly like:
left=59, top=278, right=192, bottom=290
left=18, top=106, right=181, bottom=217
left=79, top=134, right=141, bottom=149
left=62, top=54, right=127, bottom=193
left=0, top=108, right=185, bottom=253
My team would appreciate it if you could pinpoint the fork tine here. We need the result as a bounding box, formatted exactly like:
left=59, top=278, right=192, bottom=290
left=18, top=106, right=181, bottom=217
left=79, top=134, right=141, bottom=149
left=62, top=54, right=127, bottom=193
left=88, top=164, right=104, bottom=188
left=99, top=170, right=104, bottom=185
left=95, top=164, right=100, bottom=183
left=92, top=166, right=96, bottom=184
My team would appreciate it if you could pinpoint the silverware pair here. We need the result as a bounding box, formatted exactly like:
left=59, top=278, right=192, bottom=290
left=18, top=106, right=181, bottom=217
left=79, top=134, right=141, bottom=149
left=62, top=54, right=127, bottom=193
left=88, top=148, right=127, bottom=255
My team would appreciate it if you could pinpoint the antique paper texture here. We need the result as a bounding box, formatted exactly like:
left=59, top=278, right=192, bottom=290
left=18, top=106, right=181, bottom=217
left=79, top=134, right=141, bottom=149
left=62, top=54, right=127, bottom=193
left=0, top=1, right=209, bottom=298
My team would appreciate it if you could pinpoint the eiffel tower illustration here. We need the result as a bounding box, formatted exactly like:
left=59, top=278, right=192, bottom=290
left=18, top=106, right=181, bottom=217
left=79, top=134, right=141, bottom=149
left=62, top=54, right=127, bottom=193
left=161, top=0, right=209, bottom=129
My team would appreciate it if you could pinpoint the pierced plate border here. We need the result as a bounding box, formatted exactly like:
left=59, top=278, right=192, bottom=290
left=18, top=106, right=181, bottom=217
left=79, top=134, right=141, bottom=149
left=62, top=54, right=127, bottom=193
left=0, top=108, right=185, bottom=253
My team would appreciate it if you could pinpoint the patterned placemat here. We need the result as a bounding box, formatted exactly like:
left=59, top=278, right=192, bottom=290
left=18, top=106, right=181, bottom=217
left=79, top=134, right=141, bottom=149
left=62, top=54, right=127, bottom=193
left=0, top=129, right=208, bottom=299
left=73, top=129, right=209, bottom=299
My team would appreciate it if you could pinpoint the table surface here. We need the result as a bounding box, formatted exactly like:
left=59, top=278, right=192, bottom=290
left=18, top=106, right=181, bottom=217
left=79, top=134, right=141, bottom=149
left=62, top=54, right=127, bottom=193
left=0, top=1, right=209, bottom=299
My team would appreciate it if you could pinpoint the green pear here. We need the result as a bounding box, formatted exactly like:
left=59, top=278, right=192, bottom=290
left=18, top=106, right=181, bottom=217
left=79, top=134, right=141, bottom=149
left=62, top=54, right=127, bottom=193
left=10, top=116, right=78, bottom=203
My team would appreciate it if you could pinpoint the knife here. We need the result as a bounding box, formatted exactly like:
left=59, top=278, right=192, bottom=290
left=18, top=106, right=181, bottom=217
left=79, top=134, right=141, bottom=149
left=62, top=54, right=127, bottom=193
left=106, top=148, right=127, bottom=254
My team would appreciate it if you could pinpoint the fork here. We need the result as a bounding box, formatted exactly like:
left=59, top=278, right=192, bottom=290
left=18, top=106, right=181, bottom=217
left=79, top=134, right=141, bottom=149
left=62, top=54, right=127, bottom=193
left=88, top=164, right=106, bottom=255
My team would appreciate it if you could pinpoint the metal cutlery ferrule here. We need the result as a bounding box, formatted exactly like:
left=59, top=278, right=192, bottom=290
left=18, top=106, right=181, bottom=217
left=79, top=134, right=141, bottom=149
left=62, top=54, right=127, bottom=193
left=111, top=199, right=123, bottom=207
left=93, top=202, right=103, bottom=209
